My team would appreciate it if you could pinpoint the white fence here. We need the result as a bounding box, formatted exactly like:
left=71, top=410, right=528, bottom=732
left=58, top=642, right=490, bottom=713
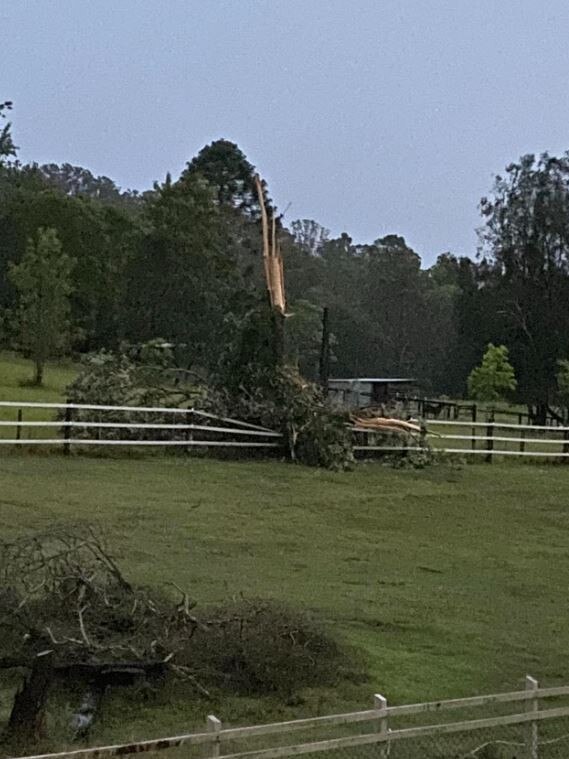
left=353, top=418, right=569, bottom=461
left=0, top=401, right=282, bottom=453
left=11, top=676, right=569, bottom=759
left=2, top=400, right=569, bottom=462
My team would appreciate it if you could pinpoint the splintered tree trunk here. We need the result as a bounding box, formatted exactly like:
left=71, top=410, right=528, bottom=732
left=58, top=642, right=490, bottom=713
left=8, top=651, right=54, bottom=740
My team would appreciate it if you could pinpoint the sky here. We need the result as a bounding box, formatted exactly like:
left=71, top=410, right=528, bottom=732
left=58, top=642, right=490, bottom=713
left=3, top=0, right=569, bottom=265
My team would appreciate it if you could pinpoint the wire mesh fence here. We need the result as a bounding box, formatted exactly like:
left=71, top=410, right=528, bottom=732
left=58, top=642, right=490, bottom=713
left=12, top=681, right=569, bottom=759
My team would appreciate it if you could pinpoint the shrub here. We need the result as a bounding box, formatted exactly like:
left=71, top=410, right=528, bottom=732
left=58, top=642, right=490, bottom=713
left=187, top=599, right=351, bottom=696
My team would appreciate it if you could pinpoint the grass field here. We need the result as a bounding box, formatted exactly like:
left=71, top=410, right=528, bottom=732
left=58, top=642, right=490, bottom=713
left=2, top=453, right=569, bottom=748
left=0, top=353, right=77, bottom=440
left=2, top=352, right=569, bottom=748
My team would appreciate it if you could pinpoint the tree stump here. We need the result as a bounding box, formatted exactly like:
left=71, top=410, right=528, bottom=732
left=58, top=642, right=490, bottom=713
left=8, top=650, right=54, bottom=740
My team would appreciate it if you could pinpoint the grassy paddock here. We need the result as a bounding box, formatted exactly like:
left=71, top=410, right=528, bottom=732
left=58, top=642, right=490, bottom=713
left=2, top=454, right=569, bottom=748
left=0, top=353, right=77, bottom=440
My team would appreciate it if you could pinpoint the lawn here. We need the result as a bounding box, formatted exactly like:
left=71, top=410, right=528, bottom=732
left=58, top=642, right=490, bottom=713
left=2, top=453, right=569, bottom=748
left=0, top=353, right=77, bottom=440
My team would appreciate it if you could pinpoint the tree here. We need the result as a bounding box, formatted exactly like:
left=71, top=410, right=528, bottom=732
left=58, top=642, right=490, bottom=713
left=286, top=300, right=333, bottom=379
left=290, top=219, right=329, bottom=256
left=556, top=360, right=569, bottom=418
left=0, top=100, right=17, bottom=165
left=0, top=174, right=141, bottom=351
left=467, top=344, right=517, bottom=403
left=35, top=162, right=146, bottom=209
left=479, top=153, right=569, bottom=421
left=123, top=175, right=236, bottom=370
left=9, top=228, right=75, bottom=385
left=181, top=139, right=270, bottom=217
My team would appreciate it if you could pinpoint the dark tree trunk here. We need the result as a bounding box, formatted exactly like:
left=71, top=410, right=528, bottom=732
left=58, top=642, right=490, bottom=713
left=8, top=651, right=54, bottom=740
left=319, top=306, right=330, bottom=393
left=272, top=307, right=285, bottom=368
left=34, top=358, right=44, bottom=387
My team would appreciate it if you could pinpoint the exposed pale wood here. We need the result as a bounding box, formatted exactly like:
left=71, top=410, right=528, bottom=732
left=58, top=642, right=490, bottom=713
left=204, top=707, right=569, bottom=759
left=218, top=707, right=569, bottom=759
left=526, top=676, right=539, bottom=759
left=253, top=173, right=285, bottom=315
left=374, top=694, right=388, bottom=758
left=208, top=715, right=222, bottom=758
left=217, top=709, right=380, bottom=740
left=255, top=174, right=271, bottom=270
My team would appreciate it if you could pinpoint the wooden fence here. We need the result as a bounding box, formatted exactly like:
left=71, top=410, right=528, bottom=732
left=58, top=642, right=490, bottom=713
left=11, top=677, right=569, bottom=759
left=395, top=395, right=565, bottom=427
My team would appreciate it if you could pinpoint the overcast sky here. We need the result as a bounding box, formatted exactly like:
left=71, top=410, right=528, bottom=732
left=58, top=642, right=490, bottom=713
left=3, top=0, right=569, bottom=264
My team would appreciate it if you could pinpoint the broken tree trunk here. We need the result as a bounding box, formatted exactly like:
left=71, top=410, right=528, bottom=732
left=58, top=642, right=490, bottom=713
left=8, top=650, right=54, bottom=740
left=254, top=173, right=286, bottom=367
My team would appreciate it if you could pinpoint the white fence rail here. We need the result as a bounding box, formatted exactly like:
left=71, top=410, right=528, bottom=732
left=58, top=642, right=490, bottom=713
left=11, top=676, right=569, bottom=759
left=354, top=417, right=569, bottom=461
left=2, top=400, right=569, bottom=461
left=0, top=401, right=283, bottom=452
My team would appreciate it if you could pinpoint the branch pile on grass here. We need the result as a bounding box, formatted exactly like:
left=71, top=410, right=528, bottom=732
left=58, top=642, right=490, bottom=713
left=0, top=526, right=356, bottom=744
left=0, top=526, right=205, bottom=677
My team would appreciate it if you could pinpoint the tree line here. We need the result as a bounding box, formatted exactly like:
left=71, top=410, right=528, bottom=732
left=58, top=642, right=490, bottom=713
left=2, top=102, right=569, bottom=421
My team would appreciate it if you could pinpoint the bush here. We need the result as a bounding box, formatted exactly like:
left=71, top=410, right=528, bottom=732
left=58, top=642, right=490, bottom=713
left=187, top=599, right=351, bottom=697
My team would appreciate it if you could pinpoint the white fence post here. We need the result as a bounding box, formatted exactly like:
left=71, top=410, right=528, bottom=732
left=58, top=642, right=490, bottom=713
left=375, top=693, right=389, bottom=756
left=207, top=714, right=222, bottom=758
left=526, top=675, right=539, bottom=759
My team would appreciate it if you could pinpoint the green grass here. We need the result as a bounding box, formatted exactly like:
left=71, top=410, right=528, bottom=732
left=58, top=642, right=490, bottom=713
left=2, top=454, right=569, bottom=748
left=0, top=352, right=77, bottom=439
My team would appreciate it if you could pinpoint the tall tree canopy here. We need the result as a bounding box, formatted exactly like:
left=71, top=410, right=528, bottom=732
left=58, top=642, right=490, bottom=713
left=479, top=153, right=569, bottom=418
left=4, top=101, right=569, bottom=413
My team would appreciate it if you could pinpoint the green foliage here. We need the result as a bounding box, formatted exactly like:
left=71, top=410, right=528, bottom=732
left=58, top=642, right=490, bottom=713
left=210, top=354, right=354, bottom=469
left=9, top=228, right=74, bottom=385
left=123, top=174, right=242, bottom=371
left=479, top=153, right=569, bottom=408
left=63, top=343, right=201, bottom=440
left=467, top=344, right=517, bottom=402
left=286, top=299, right=334, bottom=379
left=0, top=100, right=17, bottom=165
left=6, top=116, right=569, bottom=410
left=181, top=138, right=270, bottom=217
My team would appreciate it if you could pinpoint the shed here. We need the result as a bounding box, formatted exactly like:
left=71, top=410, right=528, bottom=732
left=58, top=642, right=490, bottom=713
left=327, top=377, right=415, bottom=409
